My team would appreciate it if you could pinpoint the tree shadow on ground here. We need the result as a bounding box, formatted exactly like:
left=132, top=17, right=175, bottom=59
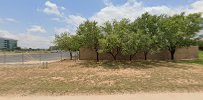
left=76, top=60, right=192, bottom=70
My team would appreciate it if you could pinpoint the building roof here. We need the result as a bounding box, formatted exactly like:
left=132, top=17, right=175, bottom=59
left=0, top=37, right=17, bottom=41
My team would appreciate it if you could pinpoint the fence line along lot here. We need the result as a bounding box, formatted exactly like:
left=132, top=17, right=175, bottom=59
left=0, top=52, right=71, bottom=64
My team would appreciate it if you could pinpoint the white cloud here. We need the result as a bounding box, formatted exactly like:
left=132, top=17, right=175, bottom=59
left=103, top=0, right=113, bottom=6
left=61, top=6, right=66, bottom=10
left=90, top=0, right=203, bottom=25
left=190, top=0, right=203, bottom=13
left=17, top=34, right=52, bottom=49
left=185, top=0, right=203, bottom=14
left=54, top=27, right=70, bottom=34
left=5, top=18, right=17, bottom=23
left=90, top=1, right=178, bottom=24
left=0, top=29, right=52, bottom=49
left=44, top=0, right=203, bottom=35
left=51, top=18, right=61, bottom=21
left=51, top=15, right=86, bottom=34
left=27, top=25, right=46, bottom=33
left=65, top=15, right=86, bottom=27
left=1, top=0, right=203, bottom=49
left=43, top=1, right=63, bottom=17
left=0, top=18, right=17, bottom=23
left=41, top=1, right=86, bottom=35
left=41, top=0, right=203, bottom=44
left=0, top=30, right=17, bottom=39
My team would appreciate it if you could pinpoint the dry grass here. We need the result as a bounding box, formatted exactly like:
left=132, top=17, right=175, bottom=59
left=0, top=60, right=203, bottom=96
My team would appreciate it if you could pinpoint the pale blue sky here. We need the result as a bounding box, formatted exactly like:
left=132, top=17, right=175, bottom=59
left=0, top=0, right=201, bottom=48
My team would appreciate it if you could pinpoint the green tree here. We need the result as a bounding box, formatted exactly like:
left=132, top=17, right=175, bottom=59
left=121, top=30, right=142, bottom=61
left=159, top=12, right=203, bottom=60
left=135, top=12, right=161, bottom=60
left=99, top=19, right=130, bottom=60
left=76, top=20, right=102, bottom=62
left=54, top=33, right=79, bottom=60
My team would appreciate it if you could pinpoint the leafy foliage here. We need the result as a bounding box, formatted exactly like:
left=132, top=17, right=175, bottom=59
left=121, top=30, right=142, bottom=60
left=76, top=20, right=102, bottom=61
left=134, top=13, right=162, bottom=60
left=54, top=33, right=75, bottom=51
left=99, top=19, right=130, bottom=60
left=54, top=33, right=79, bottom=60
left=159, top=13, right=203, bottom=59
left=54, top=12, right=203, bottom=61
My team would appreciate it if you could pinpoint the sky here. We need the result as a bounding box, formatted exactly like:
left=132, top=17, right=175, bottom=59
left=0, top=0, right=202, bottom=49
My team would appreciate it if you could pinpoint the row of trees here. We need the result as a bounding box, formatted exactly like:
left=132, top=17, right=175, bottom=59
left=54, top=12, right=203, bottom=61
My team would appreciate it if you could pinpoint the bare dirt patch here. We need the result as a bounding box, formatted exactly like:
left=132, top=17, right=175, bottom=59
left=0, top=60, right=203, bottom=96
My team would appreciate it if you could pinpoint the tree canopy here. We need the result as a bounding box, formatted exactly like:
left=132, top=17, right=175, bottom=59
left=99, top=19, right=130, bottom=60
left=54, top=32, right=79, bottom=60
left=159, top=13, right=203, bottom=59
left=76, top=20, right=102, bottom=61
left=54, top=12, right=203, bottom=61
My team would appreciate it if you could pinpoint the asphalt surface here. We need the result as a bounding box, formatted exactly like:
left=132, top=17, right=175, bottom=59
left=0, top=52, right=70, bottom=64
left=0, top=93, right=203, bottom=100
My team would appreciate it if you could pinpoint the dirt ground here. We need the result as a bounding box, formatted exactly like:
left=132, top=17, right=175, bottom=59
left=0, top=60, right=203, bottom=96
left=1, top=93, right=203, bottom=100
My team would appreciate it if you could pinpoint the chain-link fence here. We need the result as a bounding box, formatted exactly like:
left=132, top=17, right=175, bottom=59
left=0, top=51, right=79, bottom=67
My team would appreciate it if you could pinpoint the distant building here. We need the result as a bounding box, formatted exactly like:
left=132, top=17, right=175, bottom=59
left=0, top=37, right=17, bottom=50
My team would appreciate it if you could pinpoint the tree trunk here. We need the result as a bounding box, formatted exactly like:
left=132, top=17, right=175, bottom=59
left=96, top=51, right=99, bottom=62
left=169, top=49, right=176, bottom=60
left=144, top=52, right=148, bottom=60
left=113, top=55, right=117, bottom=60
left=130, top=55, right=132, bottom=61
left=95, top=45, right=99, bottom=62
left=70, top=52, right=73, bottom=60
left=109, top=48, right=119, bottom=60
left=109, top=52, right=117, bottom=60
left=129, top=54, right=136, bottom=61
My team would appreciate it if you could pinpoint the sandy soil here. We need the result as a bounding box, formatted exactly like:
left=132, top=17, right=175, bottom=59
left=0, top=93, right=203, bottom=100
left=0, top=60, right=203, bottom=96
left=0, top=60, right=59, bottom=65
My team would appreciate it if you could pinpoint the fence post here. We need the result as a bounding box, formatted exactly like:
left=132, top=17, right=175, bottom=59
left=40, top=51, right=42, bottom=64
left=42, top=62, right=48, bottom=69
left=46, top=62, right=48, bottom=68
left=42, top=62, right=44, bottom=68
left=3, top=51, right=6, bottom=64
left=22, top=52, right=24, bottom=64
left=74, top=52, right=75, bottom=60
left=60, top=51, right=62, bottom=61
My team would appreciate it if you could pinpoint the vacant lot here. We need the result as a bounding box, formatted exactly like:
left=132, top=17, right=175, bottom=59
left=0, top=60, right=203, bottom=96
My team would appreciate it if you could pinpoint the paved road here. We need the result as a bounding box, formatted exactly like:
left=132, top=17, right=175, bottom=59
left=0, top=52, right=71, bottom=63
left=0, top=93, right=203, bottom=100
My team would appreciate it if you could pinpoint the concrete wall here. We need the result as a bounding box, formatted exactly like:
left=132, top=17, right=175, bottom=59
left=79, top=46, right=199, bottom=60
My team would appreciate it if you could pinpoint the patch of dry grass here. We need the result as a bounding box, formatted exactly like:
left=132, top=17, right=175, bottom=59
left=0, top=60, right=203, bottom=96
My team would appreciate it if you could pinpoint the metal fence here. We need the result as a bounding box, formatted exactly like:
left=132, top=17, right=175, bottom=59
left=0, top=51, right=79, bottom=67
